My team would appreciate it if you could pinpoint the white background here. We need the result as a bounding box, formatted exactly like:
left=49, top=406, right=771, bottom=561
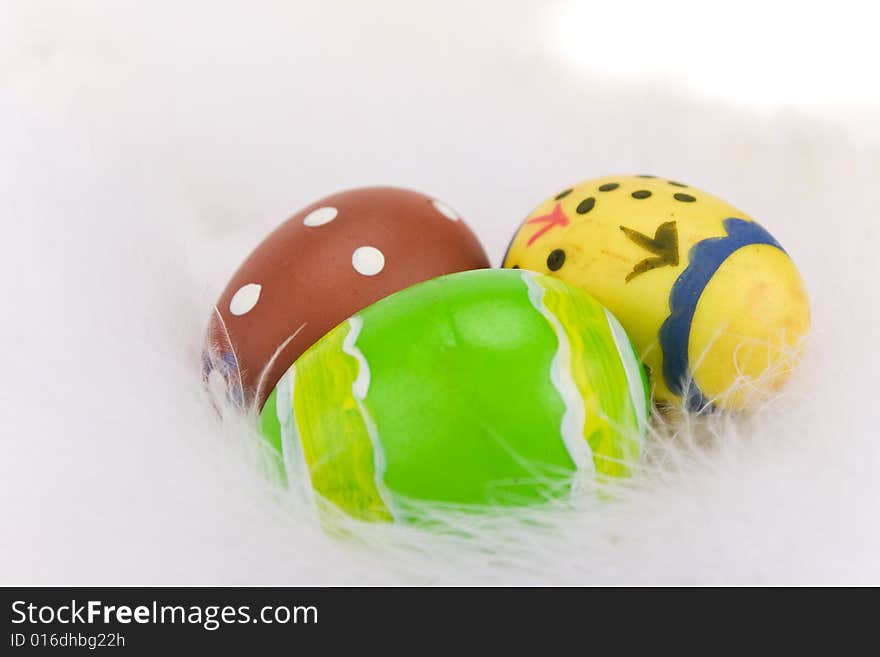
left=1, top=0, right=878, bottom=584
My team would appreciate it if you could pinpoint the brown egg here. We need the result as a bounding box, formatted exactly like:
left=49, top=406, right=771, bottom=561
left=204, top=186, right=490, bottom=409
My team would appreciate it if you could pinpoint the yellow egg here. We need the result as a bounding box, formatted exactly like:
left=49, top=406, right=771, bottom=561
left=503, top=175, right=810, bottom=411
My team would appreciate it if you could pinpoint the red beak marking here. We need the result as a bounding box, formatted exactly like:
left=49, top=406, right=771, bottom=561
left=525, top=203, right=570, bottom=246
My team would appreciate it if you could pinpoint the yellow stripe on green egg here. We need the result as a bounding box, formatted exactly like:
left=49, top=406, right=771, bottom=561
left=273, top=319, right=394, bottom=523
left=533, top=274, right=647, bottom=479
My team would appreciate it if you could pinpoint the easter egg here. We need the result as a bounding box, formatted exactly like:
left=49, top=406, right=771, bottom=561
left=205, top=187, right=490, bottom=408
left=259, top=269, right=648, bottom=522
left=502, top=175, right=811, bottom=411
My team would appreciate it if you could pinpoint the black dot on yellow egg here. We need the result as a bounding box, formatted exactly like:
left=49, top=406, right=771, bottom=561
left=554, top=188, right=573, bottom=200
left=512, top=264, right=520, bottom=269
left=576, top=197, right=596, bottom=214
left=674, top=193, right=696, bottom=203
left=598, top=182, right=619, bottom=192
left=547, top=249, right=565, bottom=271
left=668, top=181, right=688, bottom=187
left=631, top=190, right=652, bottom=199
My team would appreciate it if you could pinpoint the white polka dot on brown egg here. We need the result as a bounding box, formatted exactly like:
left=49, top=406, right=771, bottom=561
left=303, top=206, right=338, bottom=227
left=431, top=199, right=459, bottom=221
left=229, top=283, right=262, bottom=315
left=352, top=246, right=385, bottom=276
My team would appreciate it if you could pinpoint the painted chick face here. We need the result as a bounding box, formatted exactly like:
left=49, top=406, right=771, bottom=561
left=206, top=187, right=490, bottom=409
left=503, top=175, right=811, bottom=411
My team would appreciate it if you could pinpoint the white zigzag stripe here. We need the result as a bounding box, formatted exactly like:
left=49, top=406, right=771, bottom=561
left=341, top=315, right=397, bottom=520
left=521, top=272, right=596, bottom=489
left=604, top=309, right=649, bottom=436
left=275, top=366, right=316, bottom=509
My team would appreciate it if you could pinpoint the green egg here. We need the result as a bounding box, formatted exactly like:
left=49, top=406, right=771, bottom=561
left=259, top=269, right=648, bottom=522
